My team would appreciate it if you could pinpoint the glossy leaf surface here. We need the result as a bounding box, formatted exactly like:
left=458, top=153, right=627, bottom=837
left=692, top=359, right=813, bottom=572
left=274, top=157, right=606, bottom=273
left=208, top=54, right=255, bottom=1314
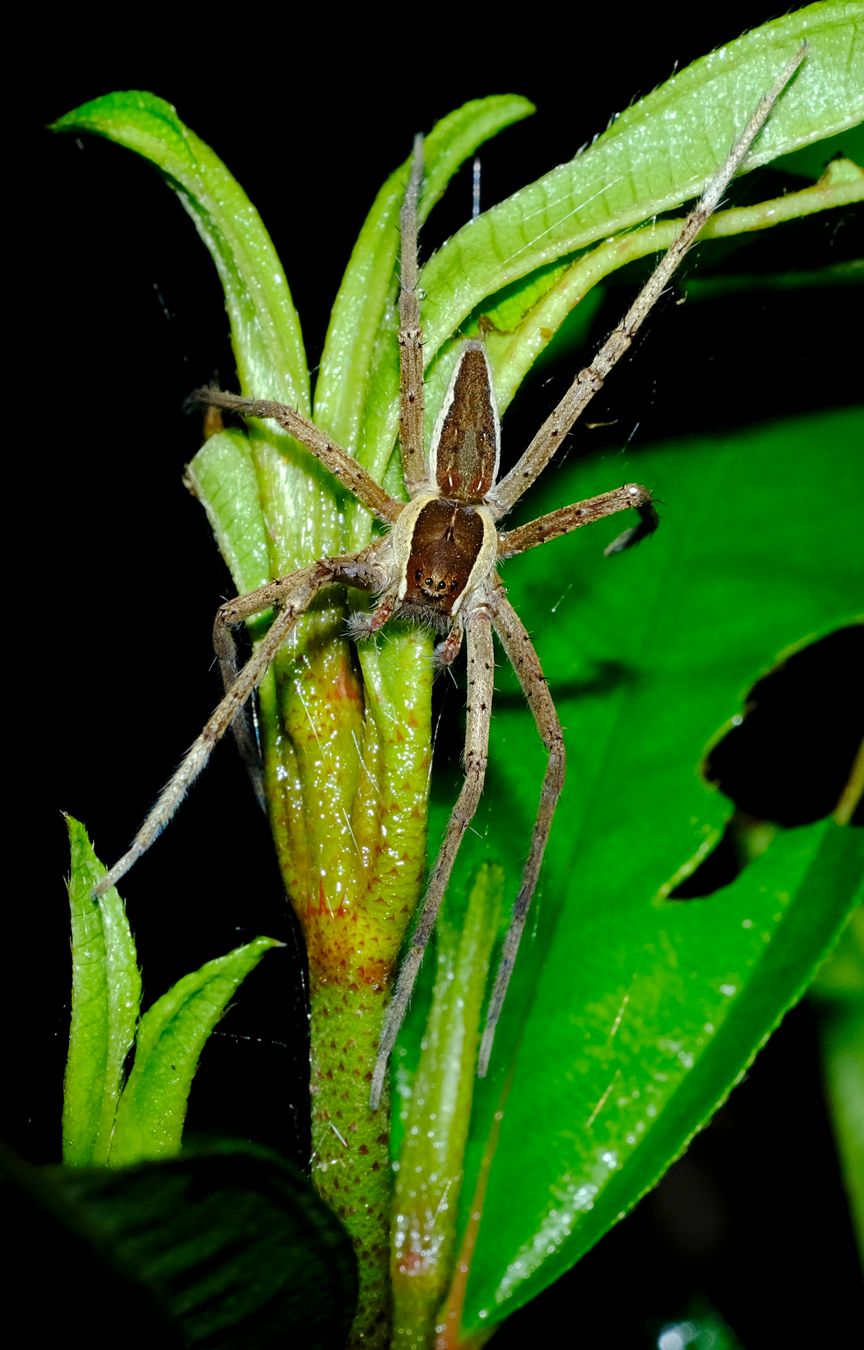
left=413, top=409, right=863, bottom=1335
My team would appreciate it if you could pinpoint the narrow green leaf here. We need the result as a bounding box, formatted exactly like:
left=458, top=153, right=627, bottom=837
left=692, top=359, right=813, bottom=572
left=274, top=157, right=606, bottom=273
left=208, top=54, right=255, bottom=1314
left=391, top=865, right=505, bottom=1343
left=483, top=158, right=863, bottom=418
left=52, top=90, right=309, bottom=409
left=63, top=816, right=141, bottom=1166
left=51, top=90, right=333, bottom=586
left=422, top=3, right=864, bottom=358
left=814, top=906, right=864, bottom=999
left=816, top=906, right=864, bottom=1265
left=184, top=428, right=272, bottom=597
left=109, top=937, right=280, bottom=1165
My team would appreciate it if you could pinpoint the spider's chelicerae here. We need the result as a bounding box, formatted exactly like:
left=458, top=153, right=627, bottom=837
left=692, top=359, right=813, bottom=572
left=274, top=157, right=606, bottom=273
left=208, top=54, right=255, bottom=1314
left=96, top=52, right=804, bottom=1110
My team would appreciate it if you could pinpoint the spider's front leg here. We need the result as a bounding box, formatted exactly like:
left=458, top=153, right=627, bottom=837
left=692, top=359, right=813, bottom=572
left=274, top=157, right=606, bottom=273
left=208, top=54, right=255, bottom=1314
left=480, top=590, right=566, bottom=1076
left=478, top=472, right=661, bottom=1071
left=498, top=484, right=659, bottom=561
left=94, top=551, right=385, bottom=899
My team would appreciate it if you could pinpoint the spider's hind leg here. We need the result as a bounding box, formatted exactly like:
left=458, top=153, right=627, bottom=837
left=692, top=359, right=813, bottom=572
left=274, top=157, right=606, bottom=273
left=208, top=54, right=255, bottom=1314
left=479, top=587, right=566, bottom=1077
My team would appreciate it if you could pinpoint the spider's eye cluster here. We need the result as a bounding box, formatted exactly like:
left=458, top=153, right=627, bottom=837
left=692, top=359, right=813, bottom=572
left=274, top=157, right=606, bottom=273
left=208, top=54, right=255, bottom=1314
left=404, top=499, right=484, bottom=615
left=414, top=567, right=458, bottom=595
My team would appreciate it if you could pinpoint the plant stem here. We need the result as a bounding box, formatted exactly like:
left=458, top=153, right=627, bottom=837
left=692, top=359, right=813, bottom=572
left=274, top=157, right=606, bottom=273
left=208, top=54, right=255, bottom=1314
left=310, top=978, right=394, bottom=1347
left=261, top=626, right=433, bottom=1343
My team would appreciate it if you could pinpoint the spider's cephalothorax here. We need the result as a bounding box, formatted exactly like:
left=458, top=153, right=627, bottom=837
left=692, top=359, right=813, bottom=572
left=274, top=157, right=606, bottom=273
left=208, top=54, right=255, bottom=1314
left=94, top=50, right=806, bottom=1111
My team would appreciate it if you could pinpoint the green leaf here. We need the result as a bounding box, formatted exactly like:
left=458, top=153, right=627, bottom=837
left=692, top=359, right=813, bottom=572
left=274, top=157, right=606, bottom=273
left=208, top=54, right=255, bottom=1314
left=417, top=407, right=863, bottom=1336
left=109, top=937, right=281, bottom=1165
left=816, top=907, right=864, bottom=1263
left=63, top=816, right=141, bottom=1166
left=480, top=156, right=862, bottom=419
left=423, top=2, right=864, bottom=356
left=52, top=90, right=309, bottom=410
left=13, top=1146, right=357, bottom=1349
left=391, top=865, right=506, bottom=1342
left=359, top=4, right=864, bottom=505
left=185, top=427, right=273, bottom=597
left=51, top=89, right=329, bottom=588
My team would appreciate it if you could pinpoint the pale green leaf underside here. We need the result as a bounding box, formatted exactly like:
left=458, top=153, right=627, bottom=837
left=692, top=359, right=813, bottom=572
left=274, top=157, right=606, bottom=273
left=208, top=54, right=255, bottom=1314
left=424, top=3, right=864, bottom=357
left=360, top=4, right=864, bottom=500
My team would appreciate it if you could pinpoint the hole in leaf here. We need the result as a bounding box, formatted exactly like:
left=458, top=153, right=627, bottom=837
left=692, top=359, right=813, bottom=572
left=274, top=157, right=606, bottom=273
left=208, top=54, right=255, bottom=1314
left=671, top=626, right=862, bottom=900
left=705, top=626, right=863, bottom=826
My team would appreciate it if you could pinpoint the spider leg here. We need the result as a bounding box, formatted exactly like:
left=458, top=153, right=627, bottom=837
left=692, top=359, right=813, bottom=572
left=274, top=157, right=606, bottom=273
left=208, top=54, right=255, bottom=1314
left=498, top=484, right=658, bottom=560
left=398, top=136, right=429, bottom=496
left=94, top=553, right=381, bottom=899
left=370, top=605, right=496, bottom=1109
left=488, top=46, right=806, bottom=520
left=344, top=590, right=400, bottom=643
left=194, top=390, right=403, bottom=526
left=435, top=616, right=465, bottom=668
left=211, top=580, right=284, bottom=814
left=479, top=588, right=565, bottom=1077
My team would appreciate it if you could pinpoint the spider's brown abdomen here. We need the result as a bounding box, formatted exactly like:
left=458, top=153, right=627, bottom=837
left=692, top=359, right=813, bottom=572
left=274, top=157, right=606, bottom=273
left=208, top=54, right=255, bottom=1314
left=403, top=498, right=485, bottom=613
left=433, top=343, right=500, bottom=502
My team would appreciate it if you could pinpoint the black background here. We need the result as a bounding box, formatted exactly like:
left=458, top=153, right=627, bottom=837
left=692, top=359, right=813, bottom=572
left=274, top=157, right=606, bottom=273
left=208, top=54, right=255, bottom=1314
left=17, top=7, right=863, bottom=1345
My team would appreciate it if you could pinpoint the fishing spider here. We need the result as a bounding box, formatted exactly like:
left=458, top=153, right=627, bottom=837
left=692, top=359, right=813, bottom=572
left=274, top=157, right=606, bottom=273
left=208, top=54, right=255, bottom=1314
left=96, top=53, right=804, bottom=1110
